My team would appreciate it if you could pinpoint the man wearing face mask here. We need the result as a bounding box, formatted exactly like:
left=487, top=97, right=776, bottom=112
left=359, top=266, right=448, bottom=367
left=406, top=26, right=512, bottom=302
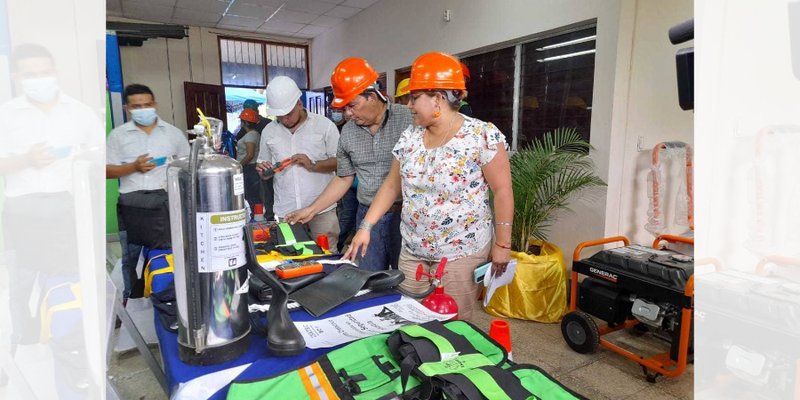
left=255, top=76, right=341, bottom=249
left=106, top=84, right=190, bottom=301
left=331, top=109, right=346, bottom=132
left=0, top=44, right=102, bottom=393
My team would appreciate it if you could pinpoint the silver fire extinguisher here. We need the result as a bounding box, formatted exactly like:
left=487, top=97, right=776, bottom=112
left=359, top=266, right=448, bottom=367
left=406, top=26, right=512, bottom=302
left=166, top=115, right=251, bottom=365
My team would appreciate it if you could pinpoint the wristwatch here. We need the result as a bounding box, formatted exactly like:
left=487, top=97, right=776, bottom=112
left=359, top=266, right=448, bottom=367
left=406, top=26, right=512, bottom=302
left=310, top=159, right=317, bottom=172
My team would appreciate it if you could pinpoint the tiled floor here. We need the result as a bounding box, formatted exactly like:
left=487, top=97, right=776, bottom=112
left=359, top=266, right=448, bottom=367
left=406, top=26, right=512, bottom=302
left=108, top=297, right=693, bottom=399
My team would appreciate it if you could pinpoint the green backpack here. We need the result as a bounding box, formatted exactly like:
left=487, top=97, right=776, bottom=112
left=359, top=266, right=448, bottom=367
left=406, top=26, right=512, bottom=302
left=226, top=320, right=585, bottom=400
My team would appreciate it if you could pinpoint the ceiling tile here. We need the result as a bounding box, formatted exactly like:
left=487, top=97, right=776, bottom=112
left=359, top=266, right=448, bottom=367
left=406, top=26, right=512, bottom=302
left=122, top=4, right=175, bottom=20
left=216, top=24, right=258, bottom=33
left=145, top=0, right=178, bottom=7
left=260, top=20, right=305, bottom=33
left=275, top=9, right=318, bottom=24
left=324, top=5, right=361, bottom=19
left=175, top=0, right=229, bottom=14
left=219, top=15, right=264, bottom=29
left=172, top=8, right=223, bottom=23
left=341, top=0, right=378, bottom=8
left=171, top=19, right=200, bottom=26
left=257, top=26, right=298, bottom=37
left=249, top=0, right=287, bottom=7
left=297, top=24, right=329, bottom=36
left=225, top=2, right=278, bottom=20
left=311, top=14, right=344, bottom=27
left=121, top=0, right=177, bottom=8
left=107, top=0, right=122, bottom=12
left=283, top=0, right=337, bottom=15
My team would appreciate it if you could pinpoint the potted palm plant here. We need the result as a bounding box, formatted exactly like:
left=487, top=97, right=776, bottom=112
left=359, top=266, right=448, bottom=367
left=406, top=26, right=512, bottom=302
left=484, top=127, right=605, bottom=323
left=510, top=127, right=606, bottom=253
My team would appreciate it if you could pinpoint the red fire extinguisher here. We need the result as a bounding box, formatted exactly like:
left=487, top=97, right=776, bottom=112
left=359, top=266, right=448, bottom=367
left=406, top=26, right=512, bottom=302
left=416, top=258, right=459, bottom=319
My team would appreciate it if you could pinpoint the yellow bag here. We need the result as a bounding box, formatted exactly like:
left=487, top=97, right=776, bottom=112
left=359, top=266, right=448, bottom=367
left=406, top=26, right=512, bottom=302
left=483, top=241, right=567, bottom=323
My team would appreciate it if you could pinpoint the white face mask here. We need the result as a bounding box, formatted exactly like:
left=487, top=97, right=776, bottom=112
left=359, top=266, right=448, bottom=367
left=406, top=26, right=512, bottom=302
left=21, top=76, right=59, bottom=103
left=131, top=107, right=158, bottom=126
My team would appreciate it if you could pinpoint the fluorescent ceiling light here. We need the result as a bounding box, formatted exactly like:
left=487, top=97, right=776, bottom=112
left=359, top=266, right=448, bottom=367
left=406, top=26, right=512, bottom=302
left=536, top=35, right=596, bottom=51
left=264, top=3, right=285, bottom=23
left=536, top=49, right=596, bottom=63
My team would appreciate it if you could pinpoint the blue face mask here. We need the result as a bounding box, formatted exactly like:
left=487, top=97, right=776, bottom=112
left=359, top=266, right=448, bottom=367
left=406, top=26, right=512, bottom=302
left=131, top=107, right=158, bottom=126
left=331, top=111, right=343, bottom=123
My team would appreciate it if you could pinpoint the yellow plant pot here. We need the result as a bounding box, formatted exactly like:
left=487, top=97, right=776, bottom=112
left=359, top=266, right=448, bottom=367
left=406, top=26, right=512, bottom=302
left=483, top=240, right=567, bottom=323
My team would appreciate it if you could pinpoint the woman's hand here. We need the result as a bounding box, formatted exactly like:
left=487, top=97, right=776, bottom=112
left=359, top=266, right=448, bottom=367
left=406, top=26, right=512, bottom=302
left=490, top=243, right=511, bottom=277
left=343, top=228, right=371, bottom=262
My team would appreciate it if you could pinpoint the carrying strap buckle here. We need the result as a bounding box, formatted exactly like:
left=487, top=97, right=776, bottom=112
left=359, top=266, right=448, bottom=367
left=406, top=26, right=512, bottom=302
left=275, top=223, right=316, bottom=255
left=338, top=368, right=367, bottom=394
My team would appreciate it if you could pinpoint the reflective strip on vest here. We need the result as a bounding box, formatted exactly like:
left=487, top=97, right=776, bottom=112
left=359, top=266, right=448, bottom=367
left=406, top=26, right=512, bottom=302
left=298, top=362, right=340, bottom=400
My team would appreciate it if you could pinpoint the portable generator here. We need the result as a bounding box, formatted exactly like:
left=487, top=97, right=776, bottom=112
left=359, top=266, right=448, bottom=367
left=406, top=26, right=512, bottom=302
left=561, top=235, right=694, bottom=382
left=695, top=256, right=800, bottom=398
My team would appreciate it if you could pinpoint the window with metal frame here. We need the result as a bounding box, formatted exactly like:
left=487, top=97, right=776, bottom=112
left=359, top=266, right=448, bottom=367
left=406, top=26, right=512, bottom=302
left=265, top=43, right=309, bottom=90
left=395, top=22, right=596, bottom=151
left=220, top=38, right=265, bottom=88
left=519, top=26, right=596, bottom=148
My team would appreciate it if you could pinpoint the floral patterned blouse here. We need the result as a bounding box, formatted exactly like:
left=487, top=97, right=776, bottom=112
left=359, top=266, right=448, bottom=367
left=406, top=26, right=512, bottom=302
left=392, top=116, right=506, bottom=261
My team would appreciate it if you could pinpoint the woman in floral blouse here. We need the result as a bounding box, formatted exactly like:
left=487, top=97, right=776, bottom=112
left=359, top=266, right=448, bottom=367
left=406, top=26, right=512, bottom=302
left=345, top=52, right=513, bottom=319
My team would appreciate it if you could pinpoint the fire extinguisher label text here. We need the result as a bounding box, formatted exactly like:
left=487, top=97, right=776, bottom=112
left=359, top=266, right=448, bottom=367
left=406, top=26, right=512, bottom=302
left=196, top=209, right=247, bottom=273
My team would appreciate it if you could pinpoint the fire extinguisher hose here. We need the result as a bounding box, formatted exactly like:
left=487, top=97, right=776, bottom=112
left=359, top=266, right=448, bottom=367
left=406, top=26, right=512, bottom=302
left=396, top=284, right=436, bottom=299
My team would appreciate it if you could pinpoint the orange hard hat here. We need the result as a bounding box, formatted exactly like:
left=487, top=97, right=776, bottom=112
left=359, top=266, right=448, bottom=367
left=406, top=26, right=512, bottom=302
left=460, top=62, right=471, bottom=82
left=239, top=108, right=259, bottom=123
left=407, top=52, right=466, bottom=92
left=330, top=57, right=379, bottom=109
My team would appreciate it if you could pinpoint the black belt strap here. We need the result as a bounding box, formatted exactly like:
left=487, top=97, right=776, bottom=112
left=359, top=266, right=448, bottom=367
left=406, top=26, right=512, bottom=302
left=438, top=365, right=534, bottom=400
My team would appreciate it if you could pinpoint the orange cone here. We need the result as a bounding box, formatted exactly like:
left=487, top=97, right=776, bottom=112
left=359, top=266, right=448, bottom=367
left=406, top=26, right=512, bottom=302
left=316, top=234, right=330, bottom=252
left=489, top=319, right=513, bottom=361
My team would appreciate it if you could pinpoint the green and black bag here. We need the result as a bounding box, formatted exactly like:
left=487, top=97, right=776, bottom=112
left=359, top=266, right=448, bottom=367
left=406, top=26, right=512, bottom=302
left=227, top=333, right=423, bottom=400
left=227, top=320, right=585, bottom=400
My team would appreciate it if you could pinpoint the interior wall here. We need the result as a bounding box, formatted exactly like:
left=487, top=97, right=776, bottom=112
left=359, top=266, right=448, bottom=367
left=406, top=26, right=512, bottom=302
left=604, top=0, right=694, bottom=245
left=8, top=0, right=104, bottom=110
left=108, top=17, right=307, bottom=131
left=311, top=0, right=624, bottom=262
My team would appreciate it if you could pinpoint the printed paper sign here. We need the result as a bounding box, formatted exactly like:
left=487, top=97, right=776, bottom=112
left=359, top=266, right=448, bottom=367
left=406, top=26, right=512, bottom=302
left=233, top=173, right=244, bottom=195
left=295, top=296, right=455, bottom=349
left=196, top=209, right=246, bottom=273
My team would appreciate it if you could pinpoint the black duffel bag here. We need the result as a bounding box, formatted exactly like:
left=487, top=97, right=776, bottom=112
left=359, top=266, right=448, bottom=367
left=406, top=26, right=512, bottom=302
left=117, top=189, right=171, bottom=249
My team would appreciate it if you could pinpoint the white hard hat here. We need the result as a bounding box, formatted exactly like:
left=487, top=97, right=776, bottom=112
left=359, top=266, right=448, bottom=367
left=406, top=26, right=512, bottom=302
left=264, top=76, right=302, bottom=116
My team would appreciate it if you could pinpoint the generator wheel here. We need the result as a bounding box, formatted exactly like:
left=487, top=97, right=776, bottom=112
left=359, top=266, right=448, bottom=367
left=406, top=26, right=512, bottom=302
left=561, top=311, right=600, bottom=354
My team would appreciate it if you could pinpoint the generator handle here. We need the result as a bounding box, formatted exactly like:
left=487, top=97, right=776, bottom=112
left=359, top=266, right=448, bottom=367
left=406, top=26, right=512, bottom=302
left=652, top=234, right=694, bottom=249
left=573, top=236, right=630, bottom=262
left=755, top=255, right=800, bottom=276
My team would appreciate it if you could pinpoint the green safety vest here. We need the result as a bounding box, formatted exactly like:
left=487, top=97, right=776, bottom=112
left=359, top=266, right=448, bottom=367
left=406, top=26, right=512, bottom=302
left=274, top=222, right=322, bottom=256
left=226, top=320, right=585, bottom=400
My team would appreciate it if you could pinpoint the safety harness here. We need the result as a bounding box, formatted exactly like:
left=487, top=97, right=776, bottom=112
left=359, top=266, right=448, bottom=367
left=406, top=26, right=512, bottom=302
left=271, top=223, right=324, bottom=257
left=226, top=320, right=585, bottom=400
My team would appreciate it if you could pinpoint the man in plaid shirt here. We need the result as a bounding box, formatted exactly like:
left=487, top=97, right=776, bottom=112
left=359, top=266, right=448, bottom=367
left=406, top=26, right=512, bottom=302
left=287, top=58, right=412, bottom=271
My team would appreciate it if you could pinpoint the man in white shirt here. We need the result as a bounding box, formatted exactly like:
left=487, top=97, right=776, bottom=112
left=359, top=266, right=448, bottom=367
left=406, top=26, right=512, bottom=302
left=0, top=43, right=102, bottom=356
left=106, top=84, right=190, bottom=300
left=255, top=76, right=340, bottom=249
